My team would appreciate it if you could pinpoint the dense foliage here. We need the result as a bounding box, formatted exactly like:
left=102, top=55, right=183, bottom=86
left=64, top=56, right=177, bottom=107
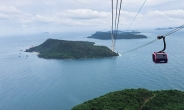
left=25, top=39, right=118, bottom=59
left=72, top=89, right=184, bottom=110
left=142, top=90, right=184, bottom=110
left=87, top=31, right=147, bottom=40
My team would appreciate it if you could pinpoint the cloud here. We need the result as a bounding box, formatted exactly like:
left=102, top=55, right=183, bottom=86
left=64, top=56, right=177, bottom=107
left=60, top=9, right=109, bottom=19
left=0, top=0, right=184, bottom=36
left=160, top=10, right=184, bottom=19
left=123, top=9, right=184, bottom=29
left=0, top=5, right=32, bottom=21
left=23, top=9, right=184, bottom=30
left=145, top=10, right=184, bottom=22
left=0, top=6, right=21, bottom=20
left=1, top=6, right=184, bottom=27
left=19, top=9, right=111, bottom=27
left=0, top=5, right=21, bottom=14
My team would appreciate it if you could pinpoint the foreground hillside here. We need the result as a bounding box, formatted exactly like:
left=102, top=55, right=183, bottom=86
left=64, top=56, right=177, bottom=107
left=25, top=39, right=118, bottom=59
left=72, top=88, right=184, bottom=110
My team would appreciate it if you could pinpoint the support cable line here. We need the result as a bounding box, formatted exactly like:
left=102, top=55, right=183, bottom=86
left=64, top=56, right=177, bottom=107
left=111, top=0, right=123, bottom=51
left=111, top=0, right=115, bottom=51
left=123, top=39, right=158, bottom=53
left=123, top=24, right=184, bottom=54
left=127, top=0, right=147, bottom=31
left=115, top=0, right=123, bottom=40
left=111, top=0, right=114, bottom=37
left=164, top=24, right=184, bottom=37
left=114, top=0, right=119, bottom=38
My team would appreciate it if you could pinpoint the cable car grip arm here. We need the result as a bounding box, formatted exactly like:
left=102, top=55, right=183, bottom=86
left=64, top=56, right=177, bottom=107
left=157, top=36, right=166, bottom=52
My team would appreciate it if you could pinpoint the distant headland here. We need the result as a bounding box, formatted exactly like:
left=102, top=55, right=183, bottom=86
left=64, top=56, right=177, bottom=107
left=25, top=39, right=118, bottom=59
left=87, top=31, right=147, bottom=40
left=41, top=32, right=49, bottom=34
left=155, top=27, right=176, bottom=30
left=72, top=88, right=184, bottom=110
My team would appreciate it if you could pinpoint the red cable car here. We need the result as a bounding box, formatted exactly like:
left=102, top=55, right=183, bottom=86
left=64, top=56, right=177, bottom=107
left=152, top=36, right=168, bottom=63
left=152, top=52, right=168, bottom=63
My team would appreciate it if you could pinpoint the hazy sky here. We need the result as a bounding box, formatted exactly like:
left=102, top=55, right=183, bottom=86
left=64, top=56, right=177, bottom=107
left=0, top=0, right=184, bottom=36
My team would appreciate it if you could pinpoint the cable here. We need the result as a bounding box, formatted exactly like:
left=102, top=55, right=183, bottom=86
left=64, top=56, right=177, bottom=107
left=164, top=24, right=184, bottom=37
left=111, top=0, right=114, bottom=47
left=122, top=39, right=158, bottom=53
left=115, top=0, right=122, bottom=39
left=111, top=0, right=122, bottom=51
left=111, top=0, right=114, bottom=36
left=114, top=0, right=119, bottom=38
left=127, top=0, right=146, bottom=31
left=111, top=0, right=114, bottom=51
left=123, top=24, right=184, bottom=54
left=113, top=0, right=123, bottom=47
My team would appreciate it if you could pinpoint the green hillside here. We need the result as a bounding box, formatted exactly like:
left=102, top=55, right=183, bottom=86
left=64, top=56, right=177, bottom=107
left=25, top=38, right=118, bottom=59
left=72, top=88, right=184, bottom=110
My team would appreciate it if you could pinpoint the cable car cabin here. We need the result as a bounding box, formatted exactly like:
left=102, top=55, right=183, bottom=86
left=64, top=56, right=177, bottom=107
left=152, top=52, right=168, bottom=63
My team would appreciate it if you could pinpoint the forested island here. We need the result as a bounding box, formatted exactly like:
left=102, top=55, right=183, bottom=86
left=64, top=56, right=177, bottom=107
left=25, top=38, right=118, bottom=59
left=87, top=31, right=147, bottom=40
left=72, top=88, right=184, bottom=110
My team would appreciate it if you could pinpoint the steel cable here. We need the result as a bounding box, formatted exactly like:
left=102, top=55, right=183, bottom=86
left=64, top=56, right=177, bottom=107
left=127, top=0, right=147, bottom=31
left=123, top=24, right=184, bottom=54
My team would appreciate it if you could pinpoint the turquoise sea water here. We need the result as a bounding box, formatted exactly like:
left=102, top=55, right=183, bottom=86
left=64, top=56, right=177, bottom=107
left=0, top=30, right=184, bottom=110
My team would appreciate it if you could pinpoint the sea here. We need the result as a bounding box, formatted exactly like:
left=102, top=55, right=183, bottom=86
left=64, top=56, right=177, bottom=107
left=0, top=30, right=184, bottom=110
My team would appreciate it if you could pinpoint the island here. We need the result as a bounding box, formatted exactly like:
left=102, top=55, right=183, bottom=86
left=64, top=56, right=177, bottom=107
left=155, top=27, right=175, bottom=30
left=41, top=32, right=49, bottom=34
left=87, top=31, right=147, bottom=40
left=25, top=38, right=118, bottom=59
left=72, top=88, right=184, bottom=110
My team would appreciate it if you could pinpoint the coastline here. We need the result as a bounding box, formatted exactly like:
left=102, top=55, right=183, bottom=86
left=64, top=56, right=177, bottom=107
left=118, top=53, right=121, bottom=56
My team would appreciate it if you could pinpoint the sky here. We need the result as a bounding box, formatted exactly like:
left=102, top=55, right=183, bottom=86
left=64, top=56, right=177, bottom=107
left=0, top=0, right=184, bottom=36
